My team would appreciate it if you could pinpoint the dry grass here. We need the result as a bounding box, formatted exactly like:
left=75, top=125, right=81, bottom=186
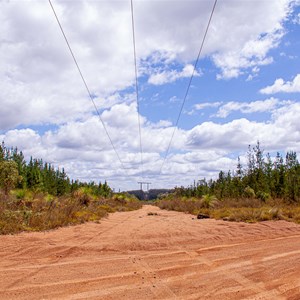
left=156, top=197, right=204, bottom=215
left=155, top=196, right=300, bottom=224
left=0, top=190, right=142, bottom=235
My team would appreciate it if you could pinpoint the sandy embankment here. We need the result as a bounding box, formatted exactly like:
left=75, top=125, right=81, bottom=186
left=1, top=205, right=300, bottom=299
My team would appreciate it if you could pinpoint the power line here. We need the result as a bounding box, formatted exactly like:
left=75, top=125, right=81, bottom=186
left=130, top=0, right=144, bottom=178
left=159, top=0, right=218, bottom=174
left=48, top=0, right=128, bottom=173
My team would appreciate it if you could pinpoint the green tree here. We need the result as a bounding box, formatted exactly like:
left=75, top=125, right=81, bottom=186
left=0, top=160, right=21, bottom=194
left=285, top=151, right=299, bottom=202
left=253, top=141, right=268, bottom=194
left=246, top=144, right=256, bottom=189
left=56, top=168, right=70, bottom=196
left=273, top=152, right=285, bottom=198
left=11, top=148, right=27, bottom=188
left=26, top=157, right=43, bottom=191
left=0, top=142, right=5, bottom=161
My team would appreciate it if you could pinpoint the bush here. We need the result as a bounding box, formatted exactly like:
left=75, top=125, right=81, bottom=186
left=72, top=187, right=94, bottom=206
left=14, top=189, right=26, bottom=200
left=201, top=194, right=218, bottom=208
left=256, top=191, right=271, bottom=202
left=0, top=161, right=22, bottom=195
left=244, top=186, right=256, bottom=199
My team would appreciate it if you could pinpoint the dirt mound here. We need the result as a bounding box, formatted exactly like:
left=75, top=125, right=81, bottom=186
left=1, top=205, right=300, bottom=299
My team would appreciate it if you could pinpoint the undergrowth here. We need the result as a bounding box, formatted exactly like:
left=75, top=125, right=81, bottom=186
left=0, top=189, right=142, bottom=234
left=155, top=196, right=300, bottom=224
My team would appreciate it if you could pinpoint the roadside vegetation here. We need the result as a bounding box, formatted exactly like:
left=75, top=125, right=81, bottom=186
left=0, top=142, right=141, bottom=234
left=156, top=196, right=300, bottom=223
left=155, top=142, right=300, bottom=223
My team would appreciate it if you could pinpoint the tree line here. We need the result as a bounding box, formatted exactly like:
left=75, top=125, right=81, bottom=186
left=175, top=142, right=300, bottom=202
left=0, top=142, right=111, bottom=197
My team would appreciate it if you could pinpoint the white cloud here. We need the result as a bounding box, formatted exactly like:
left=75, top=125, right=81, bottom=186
left=149, top=120, right=172, bottom=129
left=1, top=101, right=300, bottom=190
left=0, top=1, right=141, bottom=129
left=260, top=74, right=300, bottom=94
left=211, top=0, right=291, bottom=79
left=148, top=64, right=201, bottom=85
left=271, top=102, right=300, bottom=133
left=1, top=129, right=41, bottom=152
left=0, top=1, right=296, bottom=128
left=186, top=101, right=300, bottom=152
left=169, top=96, right=180, bottom=103
left=215, top=98, right=282, bottom=118
left=145, top=0, right=292, bottom=81
left=293, top=12, right=300, bottom=24
left=194, top=102, right=222, bottom=110
left=246, top=66, right=260, bottom=81
left=215, top=51, right=275, bottom=80
left=0, top=0, right=299, bottom=190
left=186, top=101, right=222, bottom=116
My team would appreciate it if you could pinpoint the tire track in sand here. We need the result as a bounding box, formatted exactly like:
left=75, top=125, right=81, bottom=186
left=1, top=205, right=300, bottom=299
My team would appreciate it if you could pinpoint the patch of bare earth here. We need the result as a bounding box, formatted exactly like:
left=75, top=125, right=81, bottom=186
left=1, top=205, right=300, bottom=299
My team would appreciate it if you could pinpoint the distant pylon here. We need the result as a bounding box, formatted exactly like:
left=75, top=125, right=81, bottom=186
left=138, top=182, right=151, bottom=191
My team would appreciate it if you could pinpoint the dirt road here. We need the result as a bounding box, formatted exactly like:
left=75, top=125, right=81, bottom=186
left=1, top=205, right=300, bottom=299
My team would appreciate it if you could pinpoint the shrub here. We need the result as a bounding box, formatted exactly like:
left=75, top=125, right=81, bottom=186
left=201, top=194, right=218, bottom=208
left=0, top=161, right=22, bottom=195
left=244, top=186, right=256, bottom=199
left=14, top=189, right=26, bottom=200
left=256, top=191, right=271, bottom=202
left=72, top=187, right=93, bottom=206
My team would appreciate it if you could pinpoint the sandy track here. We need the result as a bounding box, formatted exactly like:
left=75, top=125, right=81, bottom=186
left=1, top=205, right=300, bottom=299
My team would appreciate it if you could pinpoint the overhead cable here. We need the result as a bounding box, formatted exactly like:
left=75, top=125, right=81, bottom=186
left=130, top=0, right=144, bottom=178
left=48, top=0, right=128, bottom=173
left=159, top=0, right=218, bottom=174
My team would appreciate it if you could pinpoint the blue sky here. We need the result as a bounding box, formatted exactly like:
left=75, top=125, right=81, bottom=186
left=0, top=0, right=300, bottom=191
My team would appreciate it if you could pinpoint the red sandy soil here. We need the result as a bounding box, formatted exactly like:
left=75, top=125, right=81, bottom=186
left=1, top=205, right=300, bottom=300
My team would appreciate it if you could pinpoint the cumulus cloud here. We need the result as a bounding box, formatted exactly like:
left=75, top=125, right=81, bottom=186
left=186, top=107, right=299, bottom=152
left=246, top=66, right=260, bottom=81
left=0, top=1, right=137, bottom=129
left=186, top=101, right=222, bottom=116
left=194, top=102, right=222, bottom=110
left=211, top=0, right=293, bottom=79
left=1, top=129, right=42, bottom=152
left=215, top=98, right=282, bottom=118
left=0, top=0, right=299, bottom=190
left=1, top=101, right=300, bottom=190
left=148, top=64, right=201, bottom=85
left=138, top=0, right=294, bottom=80
left=0, top=0, right=296, bottom=128
left=149, top=120, right=172, bottom=128
left=260, top=74, right=300, bottom=94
